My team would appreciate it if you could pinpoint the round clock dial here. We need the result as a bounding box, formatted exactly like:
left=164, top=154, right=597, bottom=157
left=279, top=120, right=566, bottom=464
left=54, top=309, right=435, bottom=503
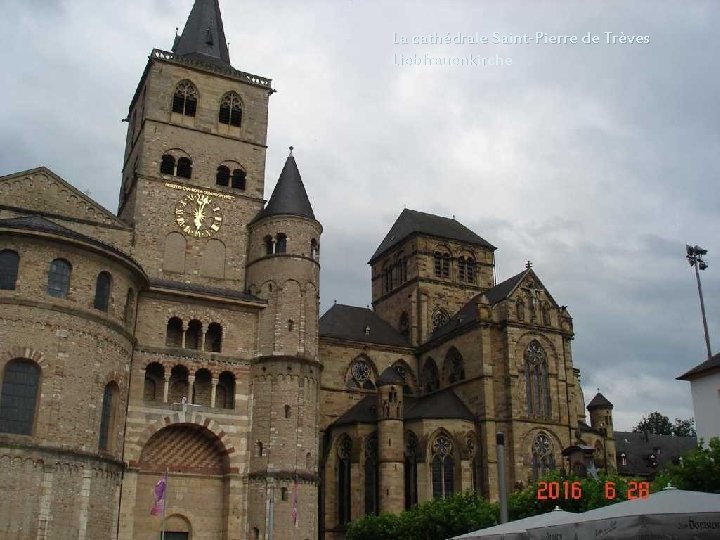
left=175, top=193, right=223, bottom=238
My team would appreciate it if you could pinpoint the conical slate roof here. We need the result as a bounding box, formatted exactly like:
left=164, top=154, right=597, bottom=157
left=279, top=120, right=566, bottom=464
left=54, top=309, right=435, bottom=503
left=172, top=0, right=231, bottom=67
left=587, top=392, right=613, bottom=410
left=258, top=154, right=315, bottom=220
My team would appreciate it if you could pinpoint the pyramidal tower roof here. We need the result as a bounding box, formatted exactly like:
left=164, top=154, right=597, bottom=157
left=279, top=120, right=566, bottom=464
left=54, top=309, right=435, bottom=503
left=172, top=0, right=231, bottom=67
left=258, top=148, right=316, bottom=220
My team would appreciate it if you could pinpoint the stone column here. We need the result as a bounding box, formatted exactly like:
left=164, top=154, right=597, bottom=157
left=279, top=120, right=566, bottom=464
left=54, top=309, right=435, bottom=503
left=163, top=373, right=170, bottom=403
left=210, top=377, right=218, bottom=408
left=188, top=374, right=196, bottom=403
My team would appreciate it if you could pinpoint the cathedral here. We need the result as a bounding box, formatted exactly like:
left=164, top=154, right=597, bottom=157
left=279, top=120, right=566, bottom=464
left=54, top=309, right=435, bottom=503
left=0, top=1, right=614, bottom=539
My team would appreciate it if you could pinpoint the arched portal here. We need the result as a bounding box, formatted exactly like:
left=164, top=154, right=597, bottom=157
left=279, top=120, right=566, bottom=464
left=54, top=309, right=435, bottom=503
left=132, top=424, right=229, bottom=539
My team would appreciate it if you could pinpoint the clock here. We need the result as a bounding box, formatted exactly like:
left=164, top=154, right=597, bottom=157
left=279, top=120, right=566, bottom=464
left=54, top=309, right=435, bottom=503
left=174, top=192, right=223, bottom=238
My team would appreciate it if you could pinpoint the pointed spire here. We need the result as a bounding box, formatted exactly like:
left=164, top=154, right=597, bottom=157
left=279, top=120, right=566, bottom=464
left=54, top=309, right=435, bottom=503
left=172, top=0, right=231, bottom=66
left=258, top=149, right=315, bottom=220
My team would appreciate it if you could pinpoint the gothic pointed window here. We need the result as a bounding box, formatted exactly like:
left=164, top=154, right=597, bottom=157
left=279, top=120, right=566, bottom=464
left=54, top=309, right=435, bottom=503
left=47, top=258, right=71, bottom=298
left=405, top=431, right=419, bottom=509
left=398, top=311, right=409, bottom=338
left=231, top=169, right=246, bottom=190
left=172, top=80, right=197, bottom=117
left=422, top=358, right=439, bottom=393
left=542, top=302, right=552, bottom=326
left=216, top=165, right=230, bottom=186
left=0, top=360, right=40, bottom=435
left=444, top=347, right=465, bottom=384
left=364, top=433, right=379, bottom=515
left=0, top=250, right=19, bottom=290
left=431, top=307, right=450, bottom=332
left=337, top=435, right=352, bottom=525
left=531, top=432, right=555, bottom=481
left=93, top=271, right=112, bottom=311
left=431, top=434, right=454, bottom=499
left=525, top=340, right=551, bottom=418
left=219, top=91, right=242, bottom=127
left=516, top=298, right=525, bottom=321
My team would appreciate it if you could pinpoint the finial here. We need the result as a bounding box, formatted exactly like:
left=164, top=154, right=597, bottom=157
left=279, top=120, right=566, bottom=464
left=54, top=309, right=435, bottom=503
left=452, top=214, right=456, bottom=220
left=175, top=27, right=179, bottom=37
left=525, top=260, right=533, bottom=269
left=333, top=299, right=337, bottom=304
left=289, top=145, right=294, bottom=156
left=596, top=387, right=600, bottom=393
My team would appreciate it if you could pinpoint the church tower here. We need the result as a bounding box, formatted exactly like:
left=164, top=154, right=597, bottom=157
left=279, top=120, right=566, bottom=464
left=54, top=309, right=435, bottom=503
left=118, top=0, right=274, bottom=290
left=246, top=150, right=323, bottom=540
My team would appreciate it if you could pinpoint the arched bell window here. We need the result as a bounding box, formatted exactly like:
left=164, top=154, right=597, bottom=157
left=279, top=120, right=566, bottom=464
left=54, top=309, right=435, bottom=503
left=219, top=91, right=242, bottom=127
left=172, top=80, right=198, bottom=117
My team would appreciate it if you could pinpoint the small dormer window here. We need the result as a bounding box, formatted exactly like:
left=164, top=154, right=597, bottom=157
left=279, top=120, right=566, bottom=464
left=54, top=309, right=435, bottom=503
left=364, top=325, right=370, bottom=335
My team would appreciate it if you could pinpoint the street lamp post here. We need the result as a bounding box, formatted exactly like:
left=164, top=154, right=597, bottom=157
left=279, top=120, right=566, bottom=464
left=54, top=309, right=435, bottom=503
left=686, top=244, right=712, bottom=360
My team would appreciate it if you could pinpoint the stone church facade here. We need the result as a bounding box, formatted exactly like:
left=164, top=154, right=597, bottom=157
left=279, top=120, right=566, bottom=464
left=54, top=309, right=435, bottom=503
left=0, top=1, right=614, bottom=539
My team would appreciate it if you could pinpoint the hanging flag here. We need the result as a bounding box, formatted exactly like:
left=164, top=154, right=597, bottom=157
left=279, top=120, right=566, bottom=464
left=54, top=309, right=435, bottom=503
left=150, top=471, right=168, bottom=516
left=291, top=477, right=299, bottom=527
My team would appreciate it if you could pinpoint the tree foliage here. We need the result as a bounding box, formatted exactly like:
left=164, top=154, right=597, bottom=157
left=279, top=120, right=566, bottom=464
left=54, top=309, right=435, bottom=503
left=633, top=411, right=696, bottom=436
left=652, top=437, right=720, bottom=493
left=633, top=411, right=673, bottom=435
left=345, top=492, right=498, bottom=540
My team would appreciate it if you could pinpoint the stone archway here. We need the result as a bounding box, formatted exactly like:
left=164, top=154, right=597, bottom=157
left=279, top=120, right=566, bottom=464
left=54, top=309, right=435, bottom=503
left=131, top=424, right=230, bottom=540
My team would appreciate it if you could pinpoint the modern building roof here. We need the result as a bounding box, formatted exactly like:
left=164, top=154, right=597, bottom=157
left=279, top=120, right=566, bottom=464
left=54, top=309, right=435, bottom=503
left=369, top=209, right=495, bottom=263
left=587, top=392, right=614, bottom=410
left=615, top=431, right=697, bottom=477
left=319, top=304, right=410, bottom=347
left=172, top=0, right=231, bottom=67
left=255, top=154, right=315, bottom=221
left=677, top=352, right=720, bottom=380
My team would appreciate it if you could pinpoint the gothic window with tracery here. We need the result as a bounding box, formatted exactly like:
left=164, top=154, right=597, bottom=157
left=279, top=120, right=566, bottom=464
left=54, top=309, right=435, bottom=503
left=347, top=358, right=375, bottom=390
left=445, top=347, right=465, bottom=384
left=431, top=434, right=454, bottom=499
left=405, top=431, right=419, bottom=509
left=337, top=435, right=352, bottom=525
left=516, top=298, right=525, bottom=321
left=525, top=340, right=550, bottom=418
left=422, top=358, right=439, bottom=393
left=531, top=432, right=555, bottom=480
left=172, top=80, right=197, bottom=117
left=364, top=433, right=379, bottom=515
left=219, top=91, right=242, bottom=127
left=431, top=307, right=450, bottom=332
left=542, top=302, right=552, bottom=326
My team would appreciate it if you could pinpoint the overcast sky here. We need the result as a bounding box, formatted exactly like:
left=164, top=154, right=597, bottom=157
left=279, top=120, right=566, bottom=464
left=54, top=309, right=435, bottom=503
left=1, top=0, right=719, bottom=431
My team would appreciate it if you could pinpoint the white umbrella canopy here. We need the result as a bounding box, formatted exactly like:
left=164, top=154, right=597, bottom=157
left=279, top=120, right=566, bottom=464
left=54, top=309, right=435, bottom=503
left=526, top=487, right=720, bottom=540
left=450, top=507, right=579, bottom=540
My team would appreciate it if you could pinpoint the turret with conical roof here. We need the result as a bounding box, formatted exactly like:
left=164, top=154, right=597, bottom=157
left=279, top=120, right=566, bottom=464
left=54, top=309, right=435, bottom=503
left=376, top=365, right=405, bottom=514
left=588, top=391, right=614, bottom=436
left=246, top=148, right=322, bottom=358
left=246, top=151, right=322, bottom=540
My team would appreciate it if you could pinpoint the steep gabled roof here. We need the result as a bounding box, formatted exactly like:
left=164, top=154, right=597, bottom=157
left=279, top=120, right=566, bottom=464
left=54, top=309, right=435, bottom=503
left=319, top=304, right=410, bottom=348
left=332, top=396, right=377, bottom=426
left=255, top=154, right=315, bottom=221
left=405, top=389, right=474, bottom=421
left=172, top=0, right=231, bottom=67
left=677, top=352, right=720, bottom=380
left=484, top=270, right=528, bottom=304
left=369, top=209, right=495, bottom=263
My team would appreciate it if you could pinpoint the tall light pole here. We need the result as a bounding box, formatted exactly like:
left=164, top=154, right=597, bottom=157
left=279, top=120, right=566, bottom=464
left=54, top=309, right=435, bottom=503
left=686, top=244, right=712, bottom=360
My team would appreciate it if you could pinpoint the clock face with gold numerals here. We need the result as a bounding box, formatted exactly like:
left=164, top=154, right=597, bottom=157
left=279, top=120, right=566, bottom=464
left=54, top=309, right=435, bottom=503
left=174, top=193, right=223, bottom=238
